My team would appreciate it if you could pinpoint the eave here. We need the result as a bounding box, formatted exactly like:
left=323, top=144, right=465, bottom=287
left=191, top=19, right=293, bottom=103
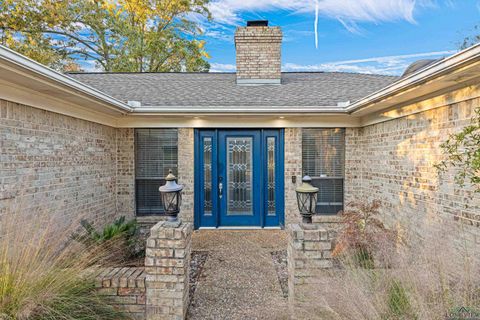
left=2, top=43, right=480, bottom=128
left=347, top=43, right=480, bottom=125
left=0, top=45, right=131, bottom=126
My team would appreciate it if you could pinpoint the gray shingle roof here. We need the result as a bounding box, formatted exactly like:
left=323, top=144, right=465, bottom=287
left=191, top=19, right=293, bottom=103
left=67, top=72, right=398, bottom=107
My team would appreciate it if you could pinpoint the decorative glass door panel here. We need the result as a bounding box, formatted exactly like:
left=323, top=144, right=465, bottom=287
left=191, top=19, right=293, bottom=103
left=203, top=137, right=213, bottom=216
left=266, top=137, right=276, bottom=216
left=227, top=137, right=253, bottom=216
left=195, top=129, right=284, bottom=228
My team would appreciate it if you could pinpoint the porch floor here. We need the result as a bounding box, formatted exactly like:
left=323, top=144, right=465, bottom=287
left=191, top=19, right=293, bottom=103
left=188, top=230, right=288, bottom=320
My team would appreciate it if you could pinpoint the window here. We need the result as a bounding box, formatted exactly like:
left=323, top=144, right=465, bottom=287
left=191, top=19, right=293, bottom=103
left=135, top=129, right=178, bottom=215
left=302, top=128, right=345, bottom=215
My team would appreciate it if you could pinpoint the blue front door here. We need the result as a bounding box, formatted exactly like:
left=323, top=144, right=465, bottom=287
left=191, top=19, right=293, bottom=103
left=195, top=129, right=284, bottom=228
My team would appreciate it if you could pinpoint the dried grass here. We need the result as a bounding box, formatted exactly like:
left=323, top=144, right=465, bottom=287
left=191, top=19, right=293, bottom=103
left=0, top=205, right=130, bottom=320
left=302, top=219, right=480, bottom=320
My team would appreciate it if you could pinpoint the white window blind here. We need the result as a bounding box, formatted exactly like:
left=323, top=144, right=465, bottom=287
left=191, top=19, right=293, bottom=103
left=135, top=128, right=178, bottom=215
left=302, top=128, right=345, bottom=215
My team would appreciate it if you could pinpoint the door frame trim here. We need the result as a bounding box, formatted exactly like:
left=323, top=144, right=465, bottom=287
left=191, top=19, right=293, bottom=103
left=194, top=128, right=285, bottom=229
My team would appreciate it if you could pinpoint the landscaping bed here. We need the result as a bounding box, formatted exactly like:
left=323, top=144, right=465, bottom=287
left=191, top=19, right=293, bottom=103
left=188, top=251, right=209, bottom=307
left=271, top=250, right=288, bottom=297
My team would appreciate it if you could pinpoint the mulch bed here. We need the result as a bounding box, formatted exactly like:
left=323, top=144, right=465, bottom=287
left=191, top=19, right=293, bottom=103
left=189, top=251, right=209, bottom=303
left=271, top=250, right=288, bottom=297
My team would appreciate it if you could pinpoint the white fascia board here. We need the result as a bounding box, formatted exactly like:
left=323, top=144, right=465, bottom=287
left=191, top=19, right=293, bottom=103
left=347, top=43, right=480, bottom=113
left=0, top=45, right=132, bottom=113
left=131, top=106, right=346, bottom=114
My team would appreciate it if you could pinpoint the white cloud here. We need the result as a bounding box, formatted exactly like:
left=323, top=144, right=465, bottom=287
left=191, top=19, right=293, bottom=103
left=78, top=59, right=102, bottom=72
left=209, top=62, right=237, bottom=72
left=203, top=30, right=234, bottom=42
left=210, top=50, right=455, bottom=75
left=207, top=0, right=423, bottom=26
left=283, top=50, right=456, bottom=75
left=210, top=50, right=457, bottom=75
left=204, top=0, right=433, bottom=46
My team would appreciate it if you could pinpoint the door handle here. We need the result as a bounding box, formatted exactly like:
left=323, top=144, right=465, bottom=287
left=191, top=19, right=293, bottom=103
left=218, top=176, right=223, bottom=199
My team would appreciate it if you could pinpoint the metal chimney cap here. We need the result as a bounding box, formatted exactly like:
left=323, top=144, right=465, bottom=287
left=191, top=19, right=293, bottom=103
left=247, top=20, right=268, bottom=27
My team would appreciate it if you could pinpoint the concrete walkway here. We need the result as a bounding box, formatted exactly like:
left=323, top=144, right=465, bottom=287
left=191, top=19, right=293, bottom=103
left=188, top=230, right=289, bottom=320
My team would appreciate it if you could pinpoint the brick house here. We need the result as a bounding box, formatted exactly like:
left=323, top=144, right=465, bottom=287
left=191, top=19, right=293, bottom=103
left=1, top=21, right=479, bottom=243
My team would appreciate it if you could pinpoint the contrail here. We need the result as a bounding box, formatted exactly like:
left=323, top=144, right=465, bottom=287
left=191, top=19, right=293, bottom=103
left=314, top=0, right=319, bottom=48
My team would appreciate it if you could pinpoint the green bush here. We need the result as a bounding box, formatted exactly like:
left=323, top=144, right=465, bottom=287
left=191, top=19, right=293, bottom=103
left=74, top=216, right=144, bottom=262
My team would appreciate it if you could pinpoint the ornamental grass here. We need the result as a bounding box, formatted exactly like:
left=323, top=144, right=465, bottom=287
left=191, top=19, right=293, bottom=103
left=300, top=203, right=480, bottom=320
left=0, top=207, right=130, bottom=320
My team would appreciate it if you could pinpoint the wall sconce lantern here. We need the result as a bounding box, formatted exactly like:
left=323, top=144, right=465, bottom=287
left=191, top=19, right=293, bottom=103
left=295, top=175, right=319, bottom=224
left=159, top=170, right=184, bottom=222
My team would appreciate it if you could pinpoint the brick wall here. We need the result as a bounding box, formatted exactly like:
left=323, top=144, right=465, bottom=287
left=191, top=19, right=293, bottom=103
left=284, top=128, right=303, bottom=225
left=145, top=221, right=192, bottom=320
left=344, top=127, right=363, bottom=205
left=0, top=99, right=133, bottom=231
left=287, top=223, right=336, bottom=317
left=345, top=97, right=480, bottom=251
left=96, top=267, right=146, bottom=320
left=234, top=26, right=282, bottom=83
left=116, top=128, right=135, bottom=218
left=96, top=221, right=193, bottom=320
left=178, top=128, right=194, bottom=223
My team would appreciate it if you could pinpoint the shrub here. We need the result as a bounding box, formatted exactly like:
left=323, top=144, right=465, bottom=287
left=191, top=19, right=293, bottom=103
left=73, top=216, right=144, bottom=264
left=436, top=106, right=480, bottom=192
left=333, top=200, right=398, bottom=268
left=0, top=210, right=129, bottom=320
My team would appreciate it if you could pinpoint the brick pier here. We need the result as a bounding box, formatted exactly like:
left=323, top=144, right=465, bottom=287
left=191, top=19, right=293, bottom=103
left=145, top=221, right=192, bottom=320
left=287, top=223, right=336, bottom=317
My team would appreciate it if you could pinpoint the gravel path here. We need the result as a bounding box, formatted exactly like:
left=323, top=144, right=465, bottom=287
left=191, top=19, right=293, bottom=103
left=188, top=230, right=288, bottom=320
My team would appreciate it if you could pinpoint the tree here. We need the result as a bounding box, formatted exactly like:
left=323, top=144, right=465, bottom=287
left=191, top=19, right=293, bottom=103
left=436, top=29, right=480, bottom=191
left=436, top=107, right=480, bottom=192
left=0, top=0, right=210, bottom=72
left=460, top=25, right=480, bottom=49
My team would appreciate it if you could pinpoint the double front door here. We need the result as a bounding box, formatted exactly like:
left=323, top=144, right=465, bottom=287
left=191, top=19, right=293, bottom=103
left=195, top=129, right=284, bottom=228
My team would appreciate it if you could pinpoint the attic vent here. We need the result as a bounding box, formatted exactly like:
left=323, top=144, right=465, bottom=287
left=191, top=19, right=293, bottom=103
left=247, top=20, right=268, bottom=27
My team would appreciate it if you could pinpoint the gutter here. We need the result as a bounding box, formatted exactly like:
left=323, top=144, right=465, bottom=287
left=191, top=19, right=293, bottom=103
left=346, top=43, right=480, bottom=113
left=0, top=45, right=132, bottom=113
left=131, top=106, right=345, bottom=114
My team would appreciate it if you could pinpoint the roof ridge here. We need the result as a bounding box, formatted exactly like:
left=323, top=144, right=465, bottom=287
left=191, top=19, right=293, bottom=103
left=66, top=71, right=398, bottom=77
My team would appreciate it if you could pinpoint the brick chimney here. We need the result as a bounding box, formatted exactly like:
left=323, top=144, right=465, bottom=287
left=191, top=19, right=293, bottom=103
left=234, top=20, right=282, bottom=85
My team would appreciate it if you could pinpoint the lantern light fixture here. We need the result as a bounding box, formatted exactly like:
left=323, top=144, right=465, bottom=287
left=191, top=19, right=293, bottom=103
left=295, top=175, right=319, bottom=224
left=159, top=170, right=184, bottom=222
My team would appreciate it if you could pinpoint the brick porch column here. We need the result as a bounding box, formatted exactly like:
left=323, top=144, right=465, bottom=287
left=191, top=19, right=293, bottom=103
left=145, top=221, right=192, bottom=320
left=287, top=223, right=335, bottom=317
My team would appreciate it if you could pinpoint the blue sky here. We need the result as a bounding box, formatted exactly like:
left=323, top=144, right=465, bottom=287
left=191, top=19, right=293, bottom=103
left=198, top=0, right=480, bottom=75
